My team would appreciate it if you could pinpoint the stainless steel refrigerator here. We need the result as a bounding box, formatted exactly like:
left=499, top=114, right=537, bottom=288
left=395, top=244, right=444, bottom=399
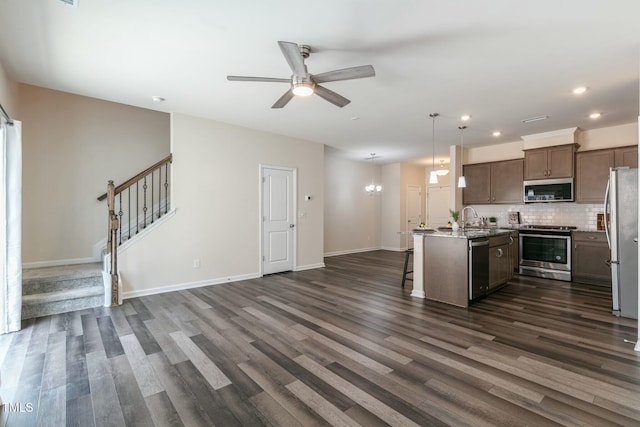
left=604, top=167, right=638, bottom=319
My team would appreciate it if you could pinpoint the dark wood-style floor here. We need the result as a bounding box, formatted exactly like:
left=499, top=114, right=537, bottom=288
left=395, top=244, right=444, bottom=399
left=1, top=250, right=639, bottom=426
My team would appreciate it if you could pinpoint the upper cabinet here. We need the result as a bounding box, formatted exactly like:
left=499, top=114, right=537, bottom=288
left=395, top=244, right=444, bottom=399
left=463, top=159, right=523, bottom=205
left=491, top=159, right=524, bottom=203
left=576, top=145, right=638, bottom=203
left=524, top=144, right=576, bottom=180
left=614, top=146, right=638, bottom=168
left=462, top=163, right=491, bottom=204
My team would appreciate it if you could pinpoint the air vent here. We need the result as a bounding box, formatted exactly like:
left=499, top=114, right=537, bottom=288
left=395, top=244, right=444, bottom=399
left=58, top=0, right=79, bottom=7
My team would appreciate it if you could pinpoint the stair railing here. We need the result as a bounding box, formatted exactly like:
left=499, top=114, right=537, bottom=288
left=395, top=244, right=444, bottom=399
left=98, top=154, right=172, bottom=305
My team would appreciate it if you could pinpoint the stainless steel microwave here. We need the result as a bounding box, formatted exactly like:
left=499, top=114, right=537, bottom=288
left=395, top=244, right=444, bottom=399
left=523, top=178, right=574, bottom=203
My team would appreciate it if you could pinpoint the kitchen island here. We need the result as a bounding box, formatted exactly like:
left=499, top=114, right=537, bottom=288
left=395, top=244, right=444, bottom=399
left=411, top=228, right=514, bottom=307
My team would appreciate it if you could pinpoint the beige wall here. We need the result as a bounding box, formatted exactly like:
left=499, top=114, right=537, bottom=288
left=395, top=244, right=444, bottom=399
left=324, top=151, right=381, bottom=255
left=465, top=122, right=637, bottom=164
left=18, top=84, right=170, bottom=265
left=118, top=113, right=325, bottom=296
left=380, top=163, right=401, bottom=250
left=0, top=59, right=16, bottom=117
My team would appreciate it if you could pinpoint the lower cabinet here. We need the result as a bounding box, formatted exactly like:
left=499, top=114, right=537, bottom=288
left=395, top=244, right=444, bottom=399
left=572, top=232, right=611, bottom=286
left=489, top=234, right=514, bottom=290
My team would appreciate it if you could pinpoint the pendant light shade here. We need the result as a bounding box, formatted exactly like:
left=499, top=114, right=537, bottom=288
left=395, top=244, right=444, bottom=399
left=457, top=125, right=467, bottom=188
left=429, top=113, right=439, bottom=185
left=365, top=153, right=382, bottom=194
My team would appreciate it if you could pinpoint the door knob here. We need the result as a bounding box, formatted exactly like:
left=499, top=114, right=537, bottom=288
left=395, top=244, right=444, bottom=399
left=289, top=224, right=295, bottom=228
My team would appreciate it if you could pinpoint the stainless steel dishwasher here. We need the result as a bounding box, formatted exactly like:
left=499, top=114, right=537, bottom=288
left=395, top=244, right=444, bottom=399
left=468, top=238, right=489, bottom=300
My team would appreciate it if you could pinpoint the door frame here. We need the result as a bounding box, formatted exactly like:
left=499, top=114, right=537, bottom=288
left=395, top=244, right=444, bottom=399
left=405, top=184, right=422, bottom=249
left=259, top=164, right=297, bottom=276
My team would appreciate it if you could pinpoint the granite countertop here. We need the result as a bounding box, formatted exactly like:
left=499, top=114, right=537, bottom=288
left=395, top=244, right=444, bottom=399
left=413, top=227, right=514, bottom=239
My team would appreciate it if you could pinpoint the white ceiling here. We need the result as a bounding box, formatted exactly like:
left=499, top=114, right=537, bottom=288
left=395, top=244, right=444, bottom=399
left=1, top=0, right=639, bottom=164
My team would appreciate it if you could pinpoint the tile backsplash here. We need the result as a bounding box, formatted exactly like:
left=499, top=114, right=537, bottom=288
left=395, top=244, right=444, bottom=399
left=467, top=203, right=603, bottom=230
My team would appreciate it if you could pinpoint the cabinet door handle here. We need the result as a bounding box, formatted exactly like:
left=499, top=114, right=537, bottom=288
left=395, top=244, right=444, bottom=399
left=496, top=248, right=503, bottom=258
left=587, top=236, right=597, bottom=240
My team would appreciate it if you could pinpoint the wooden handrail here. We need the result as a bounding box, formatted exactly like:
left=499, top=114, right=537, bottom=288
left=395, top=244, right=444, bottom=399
left=97, top=154, right=172, bottom=201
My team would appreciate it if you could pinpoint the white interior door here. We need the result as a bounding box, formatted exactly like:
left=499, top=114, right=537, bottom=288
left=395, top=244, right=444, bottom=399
left=406, top=185, right=422, bottom=248
left=427, top=186, right=449, bottom=227
left=262, top=166, right=295, bottom=274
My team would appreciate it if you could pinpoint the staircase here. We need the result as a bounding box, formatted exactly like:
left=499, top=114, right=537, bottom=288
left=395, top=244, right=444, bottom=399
left=22, top=263, right=104, bottom=319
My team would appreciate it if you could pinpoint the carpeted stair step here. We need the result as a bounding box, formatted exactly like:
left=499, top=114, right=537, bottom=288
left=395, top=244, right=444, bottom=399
left=22, top=263, right=104, bottom=319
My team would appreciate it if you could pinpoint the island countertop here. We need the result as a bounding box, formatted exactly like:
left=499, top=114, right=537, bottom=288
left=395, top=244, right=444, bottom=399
left=413, top=227, right=515, bottom=239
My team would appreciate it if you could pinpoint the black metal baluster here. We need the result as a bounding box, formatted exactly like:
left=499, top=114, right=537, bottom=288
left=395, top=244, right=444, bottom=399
left=151, top=170, right=154, bottom=224
left=118, top=193, right=123, bottom=245
left=128, top=187, right=131, bottom=241
left=136, top=181, right=139, bottom=234
left=158, top=166, right=161, bottom=219
left=164, top=163, right=169, bottom=214
left=143, top=176, right=148, bottom=229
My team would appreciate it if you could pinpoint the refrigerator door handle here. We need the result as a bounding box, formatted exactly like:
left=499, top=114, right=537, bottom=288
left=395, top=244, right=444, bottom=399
left=603, top=177, right=611, bottom=248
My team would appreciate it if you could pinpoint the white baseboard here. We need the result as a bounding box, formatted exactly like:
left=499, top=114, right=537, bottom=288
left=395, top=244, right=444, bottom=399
left=23, top=257, right=100, bottom=269
left=324, top=246, right=382, bottom=257
left=122, top=272, right=261, bottom=300
left=379, top=246, right=405, bottom=252
left=410, top=290, right=426, bottom=299
left=295, top=263, right=325, bottom=271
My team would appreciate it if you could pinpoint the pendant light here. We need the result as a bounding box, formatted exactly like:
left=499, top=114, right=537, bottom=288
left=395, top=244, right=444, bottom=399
left=436, top=160, right=449, bottom=176
left=429, top=113, right=439, bottom=184
left=457, top=125, right=467, bottom=188
left=365, top=153, right=382, bottom=194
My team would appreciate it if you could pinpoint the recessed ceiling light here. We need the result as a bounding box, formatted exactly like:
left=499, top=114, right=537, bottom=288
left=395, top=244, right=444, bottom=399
left=572, top=86, right=588, bottom=95
left=589, top=112, right=602, bottom=119
left=460, top=114, right=471, bottom=121
left=492, top=131, right=502, bottom=137
left=521, top=115, right=549, bottom=123
left=151, top=96, right=165, bottom=102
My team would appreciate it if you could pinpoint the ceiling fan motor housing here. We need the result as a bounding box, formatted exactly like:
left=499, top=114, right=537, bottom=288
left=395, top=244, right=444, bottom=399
left=299, top=44, right=311, bottom=58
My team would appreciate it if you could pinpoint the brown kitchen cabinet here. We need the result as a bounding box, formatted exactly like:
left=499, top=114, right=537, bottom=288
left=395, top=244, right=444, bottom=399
left=462, top=163, right=491, bottom=204
left=614, top=146, right=638, bottom=168
left=575, top=149, right=614, bottom=203
left=524, top=144, right=575, bottom=180
left=575, top=146, right=638, bottom=203
left=463, top=159, right=523, bottom=205
left=491, top=159, right=524, bottom=203
left=572, top=231, right=611, bottom=286
left=511, top=230, right=519, bottom=272
left=488, top=234, right=513, bottom=290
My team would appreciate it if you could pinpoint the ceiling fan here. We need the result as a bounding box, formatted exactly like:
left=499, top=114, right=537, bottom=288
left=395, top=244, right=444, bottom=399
left=227, top=41, right=375, bottom=108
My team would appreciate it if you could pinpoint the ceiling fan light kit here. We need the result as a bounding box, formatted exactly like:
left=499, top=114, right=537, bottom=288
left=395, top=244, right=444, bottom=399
left=227, top=41, right=375, bottom=108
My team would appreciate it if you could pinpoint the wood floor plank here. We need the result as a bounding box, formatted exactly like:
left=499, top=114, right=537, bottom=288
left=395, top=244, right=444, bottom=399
left=86, top=350, right=126, bottom=427
left=285, top=380, right=361, bottom=427
left=147, top=352, right=214, bottom=427
left=5, top=250, right=640, bottom=426
left=294, top=354, right=421, bottom=427
left=169, top=331, right=231, bottom=390
left=120, top=333, right=164, bottom=397
left=81, top=312, right=105, bottom=355
left=96, top=316, right=125, bottom=359
left=144, top=391, right=184, bottom=427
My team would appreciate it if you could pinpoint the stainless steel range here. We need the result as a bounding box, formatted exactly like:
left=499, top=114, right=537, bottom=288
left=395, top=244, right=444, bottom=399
left=518, top=225, right=577, bottom=281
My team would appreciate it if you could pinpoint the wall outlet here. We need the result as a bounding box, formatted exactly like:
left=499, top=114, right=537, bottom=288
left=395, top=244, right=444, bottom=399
left=193, top=259, right=200, bottom=268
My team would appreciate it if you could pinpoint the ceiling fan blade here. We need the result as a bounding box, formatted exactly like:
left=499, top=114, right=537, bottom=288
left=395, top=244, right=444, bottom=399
left=272, top=89, right=295, bottom=109
left=227, top=76, right=290, bottom=83
left=312, top=65, right=375, bottom=83
left=314, top=85, right=351, bottom=108
left=278, top=41, right=307, bottom=77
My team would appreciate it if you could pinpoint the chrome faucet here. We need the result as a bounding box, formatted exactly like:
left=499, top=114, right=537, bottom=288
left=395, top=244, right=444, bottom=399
left=461, top=206, right=478, bottom=229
